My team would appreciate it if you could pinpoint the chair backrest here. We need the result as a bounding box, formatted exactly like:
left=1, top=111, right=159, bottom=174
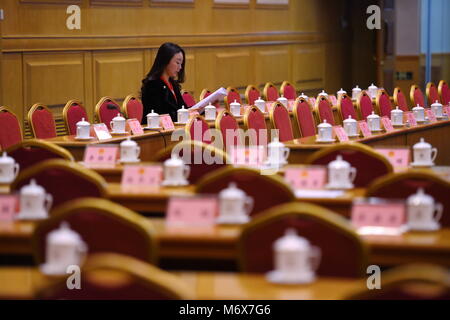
left=438, top=80, right=450, bottom=105
left=0, top=106, right=23, bottom=150
left=393, top=87, right=409, bottom=111
left=292, top=97, right=316, bottom=138
left=196, top=167, right=295, bottom=217
left=215, top=109, right=242, bottom=151
left=199, top=89, right=220, bottom=109
left=12, top=159, right=107, bottom=210
left=185, top=114, right=213, bottom=144
left=410, top=85, right=426, bottom=107
left=32, top=198, right=157, bottom=265
left=36, top=253, right=192, bottom=300
left=356, top=90, right=374, bottom=120
left=224, top=87, right=241, bottom=110
left=181, top=90, right=196, bottom=108
left=263, top=82, right=279, bottom=102
left=307, top=142, right=393, bottom=187
left=6, top=139, right=74, bottom=171
left=269, top=101, right=294, bottom=142
left=122, top=94, right=143, bottom=122
left=376, top=89, right=393, bottom=117
left=315, top=95, right=335, bottom=125
left=63, top=100, right=89, bottom=136
left=153, top=140, right=229, bottom=184
left=338, top=93, right=358, bottom=121
left=95, top=97, right=121, bottom=130
left=280, top=81, right=297, bottom=100
left=426, top=82, right=440, bottom=105
left=243, top=105, right=267, bottom=146
left=237, top=202, right=368, bottom=278
left=245, top=84, right=261, bottom=105
left=366, top=170, right=450, bottom=227
left=27, top=103, right=57, bottom=139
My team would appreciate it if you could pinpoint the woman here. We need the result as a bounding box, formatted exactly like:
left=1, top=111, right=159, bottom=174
left=140, top=42, right=186, bottom=123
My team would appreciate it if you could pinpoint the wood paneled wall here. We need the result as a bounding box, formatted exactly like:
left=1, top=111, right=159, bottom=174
left=1, top=0, right=350, bottom=131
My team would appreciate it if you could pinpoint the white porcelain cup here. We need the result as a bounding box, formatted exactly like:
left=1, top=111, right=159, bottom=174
left=268, top=142, right=290, bottom=165
left=407, top=189, right=443, bottom=229
left=146, top=110, right=160, bottom=129
left=110, top=114, right=126, bottom=133
left=343, top=116, right=358, bottom=136
left=367, top=114, right=381, bottom=131
left=177, top=106, right=189, bottom=124
left=414, top=146, right=437, bottom=165
left=0, top=152, right=19, bottom=184
left=164, top=158, right=190, bottom=185
left=19, top=180, right=53, bottom=220
left=328, top=156, right=357, bottom=188
left=120, top=144, right=140, bottom=162
left=318, top=126, right=333, bottom=141
left=230, top=100, right=241, bottom=117
left=390, top=107, right=404, bottom=126
left=76, top=118, right=91, bottom=139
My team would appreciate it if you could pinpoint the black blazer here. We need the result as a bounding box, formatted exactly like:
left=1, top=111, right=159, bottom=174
left=140, top=78, right=184, bottom=123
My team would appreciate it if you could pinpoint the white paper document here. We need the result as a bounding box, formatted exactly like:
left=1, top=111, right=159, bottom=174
left=295, top=189, right=345, bottom=199
left=189, top=87, right=227, bottom=112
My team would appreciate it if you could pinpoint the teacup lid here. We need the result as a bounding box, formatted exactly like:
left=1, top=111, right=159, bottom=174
left=164, top=153, right=184, bottom=167
left=269, top=136, right=285, bottom=148
left=368, top=83, right=378, bottom=90
left=48, top=222, right=85, bottom=246
left=21, top=179, right=46, bottom=196
left=76, top=118, right=90, bottom=126
left=219, top=182, right=246, bottom=200
left=431, top=100, right=443, bottom=108
left=178, top=105, right=188, bottom=113
left=274, top=228, right=310, bottom=252
left=0, top=151, right=15, bottom=164
left=318, top=119, right=332, bottom=128
left=343, top=115, right=356, bottom=123
left=407, top=188, right=434, bottom=206
left=147, top=109, right=159, bottom=117
left=230, top=99, right=241, bottom=107
left=337, top=88, right=347, bottom=95
left=318, top=90, right=328, bottom=97
left=412, top=104, right=424, bottom=111
left=120, top=136, right=137, bottom=147
left=299, top=92, right=308, bottom=99
left=205, top=102, right=216, bottom=110
left=367, top=111, right=380, bottom=119
left=329, top=155, right=351, bottom=169
left=277, top=95, right=288, bottom=102
left=352, top=85, right=361, bottom=91
left=255, top=96, right=265, bottom=103
left=113, top=113, right=125, bottom=121
left=413, top=137, right=432, bottom=149
left=391, top=106, right=403, bottom=114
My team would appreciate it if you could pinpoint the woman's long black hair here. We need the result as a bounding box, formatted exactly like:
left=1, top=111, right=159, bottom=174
left=141, top=42, right=185, bottom=90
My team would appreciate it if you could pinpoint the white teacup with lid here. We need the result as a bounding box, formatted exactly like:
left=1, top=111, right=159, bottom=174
left=17, top=179, right=53, bottom=220
left=76, top=118, right=91, bottom=139
left=266, top=137, right=290, bottom=166
left=120, top=137, right=140, bottom=163
left=217, top=182, right=254, bottom=224
left=390, top=106, right=404, bottom=126
left=318, top=90, right=328, bottom=98
left=204, top=103, right=216, bottom=120
left=431, top=100, right=443, bottom=119
left=326, top=155, right=357, bottom=189
left=177, top=105, right=189, bottom=124
left=343, top=115, right=358, bottom=137
left=299, top=92, right=308, bottom=99
left=254, top=97, right=266, bottom=113
left=407, top=188, right=443, bottom=231
left=266, top=229, right=321, bottom=284
left=412, top=104, right=425, bottom=122
left=368, top=83, right=378, bottom=99
left=337, top=88, right=347, bottom=98
left=40, top=222, right=88, bottom=276
left=352, top=85, right=362, bottom=100
left=162, top=154, right=190, bottom=186
left=0, top=152, right=19, bottom=184
left=277, top=95, right=288, bottom=108
left=110, top=113, right=126, bottom=133
left=146, top=110, right=160, bottom=129
left=367, top=111, right=381, bottom=132
left=316, top=119, right=333, bottom=142
left=411, top=138, right=437, bottom=167
left=230, top=100, right=241, bottom=117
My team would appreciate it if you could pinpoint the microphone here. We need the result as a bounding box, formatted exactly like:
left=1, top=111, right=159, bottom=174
left=107, top=103, right=127, bottom=119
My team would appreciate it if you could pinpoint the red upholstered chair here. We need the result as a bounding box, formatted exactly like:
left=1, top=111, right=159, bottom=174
left=280, top=81, right=297, bottom=100
left=36, top=253, right=192, bottom=300
left=122, top=94, right=143, bottom=122
left=199, top=88, right=220, bottom=109
left=314, top=95, right=335, bottom=125
left=95, top=97, right=121, bottom=130
left=307, top=142, right=393, bottom=187
left=356, top=90, right=374, bottom=120
left=263, top=82, right=279, bottom=102
left=185, top=114, right=213, bottom=144
left=410, top=85, right=426, bottom=107
left=243, top=105, right=268, bottom=146
left=375, top=89, right=393, bottom=118
left=237, top=202, right=368, bottom=278
left=338, top=93, right=359, bottom=121
left=31, top=198, right=157, bottom=265
left=181, top=90, right=196, bottom=108
left=6, top=139, right=74, bottom=171
left=292, top=97, right=316, bottom=138
left=224, top=87, right=242, bottom=110
left=215, top=109, right=242, bottom=151
left=11, top=159, right=107, bottom=210
left=426, top=82, right=440, bottom=105
left=245, top=84, right=261, bottom=105
left=0, top=106, right=23, bottom=150
left=27, top=103, right=57, bottom=139
left=347, top=264, right=450, bottom=300
left=196, top=167, right=295, bottom=217
left=153, top=140, right=229, bottom=184
left=438, top=80, right=450, bottom=105
left=269, top=101, right=294, bottom=142
left=366, top=170, right=450, bottom=227
left=62, top=100, right=89, bottom=136
left=393, top=87, right=410, bottom=111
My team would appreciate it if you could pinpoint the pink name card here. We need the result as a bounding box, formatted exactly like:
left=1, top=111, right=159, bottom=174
left=160, top=114, right=175, bottom=130
left=358, top=121, right=372, bottom=137
left=284, top=166, right=327, bottom=190
left=83, top=145, right=118, bottom=168
left=309, top=97, right=316, bottom=106
left=381, top=116, right=394, bottom=132
left=405, top=112, right=417, bottom=127
left=329, top=95, right=337, bottom=106
left=126, top=119, right=144, bottom=135
left=287, top=100, right=295, bottom=111
left=375, top=148, right=410, bottom=171
left=230, top=146, right=266, bottom=166
left=426, top=109, right=437, bottom=123
left=189, top=110, right=200, bottom=118
left=93, top=123, right=112, bottom=140
left=166, top=196, right=218, bottom=227
left=121, top=165, right=162, bottom=186
left=351, top=201, right=406, bottom=229
left=444, top=106, right=450, bottom=116
left=333, top=126, right=349, bottom=142
left=266, top=102, right=275, bottom=113
left=0, top=195, right=18, bottom=221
